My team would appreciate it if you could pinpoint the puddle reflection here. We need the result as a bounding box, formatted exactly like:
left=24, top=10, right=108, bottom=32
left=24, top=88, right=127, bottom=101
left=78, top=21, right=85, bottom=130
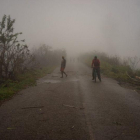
left=38, top=78, right=79, bottom=84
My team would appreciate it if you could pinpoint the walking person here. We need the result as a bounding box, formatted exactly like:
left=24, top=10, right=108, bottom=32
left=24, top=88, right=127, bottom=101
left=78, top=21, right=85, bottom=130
left=60, top=56, right=67, bottom=78
left=91, top=56, right=101, bottom=81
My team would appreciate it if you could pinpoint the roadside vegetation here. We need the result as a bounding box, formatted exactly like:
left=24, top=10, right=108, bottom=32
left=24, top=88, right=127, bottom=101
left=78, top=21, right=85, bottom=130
left=0, top=67, right=55, bottom=101
left=80, top=51, right=140, bottom=89
left=0, top=15, right=66, bottom=101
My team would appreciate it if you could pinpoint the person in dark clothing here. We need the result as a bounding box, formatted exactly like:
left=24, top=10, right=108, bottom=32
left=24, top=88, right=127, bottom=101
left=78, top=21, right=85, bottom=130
left=60, top=56, right=67, bottom=78
left=91, top=56, right=101, bottom=81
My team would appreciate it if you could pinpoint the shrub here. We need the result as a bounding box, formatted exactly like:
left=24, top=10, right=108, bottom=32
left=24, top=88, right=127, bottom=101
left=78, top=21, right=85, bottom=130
left=0, top=15, right=31, bottom=80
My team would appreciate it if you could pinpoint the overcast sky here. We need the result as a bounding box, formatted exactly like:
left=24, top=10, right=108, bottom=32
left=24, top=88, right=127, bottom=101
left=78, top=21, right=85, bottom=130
left=0, top=0, right=140, bottom=57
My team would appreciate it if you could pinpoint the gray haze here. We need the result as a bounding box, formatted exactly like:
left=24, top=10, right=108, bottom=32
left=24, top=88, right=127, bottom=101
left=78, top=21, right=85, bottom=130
left=0, top=0, right=140, bottom=57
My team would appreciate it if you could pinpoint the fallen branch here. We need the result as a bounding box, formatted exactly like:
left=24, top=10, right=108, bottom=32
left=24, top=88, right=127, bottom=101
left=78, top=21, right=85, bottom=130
left=62, top=104, right=84, bottom=110
left=21, top=106, right=44, bottom=109
left=126, top=72, right=140, bottom=83
left=126, top=72, right=136, bottom=81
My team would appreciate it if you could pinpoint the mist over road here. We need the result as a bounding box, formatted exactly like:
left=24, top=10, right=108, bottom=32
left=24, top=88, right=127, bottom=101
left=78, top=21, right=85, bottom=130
left=0, top=62, right=140, bottom=140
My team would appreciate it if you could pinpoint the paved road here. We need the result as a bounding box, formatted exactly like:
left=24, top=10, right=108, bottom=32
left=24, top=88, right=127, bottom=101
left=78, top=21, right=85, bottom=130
left=0, top=62, right=140, bottom=140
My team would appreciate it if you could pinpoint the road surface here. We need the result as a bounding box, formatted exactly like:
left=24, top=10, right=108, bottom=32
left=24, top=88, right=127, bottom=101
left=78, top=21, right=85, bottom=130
left=0, top=62, right=140, bottom=140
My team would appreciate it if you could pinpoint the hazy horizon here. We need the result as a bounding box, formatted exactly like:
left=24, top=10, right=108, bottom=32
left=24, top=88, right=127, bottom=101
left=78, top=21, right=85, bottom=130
left=0, top=0, right=140, bottom=58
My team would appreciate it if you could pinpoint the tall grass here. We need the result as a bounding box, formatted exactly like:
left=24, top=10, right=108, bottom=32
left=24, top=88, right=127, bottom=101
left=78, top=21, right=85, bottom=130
left=80, top=51, right=140, bottom=82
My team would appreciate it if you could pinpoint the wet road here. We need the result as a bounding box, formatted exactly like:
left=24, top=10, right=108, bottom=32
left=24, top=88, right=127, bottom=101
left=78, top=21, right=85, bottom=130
left=0, top=62, right=140, bottom=140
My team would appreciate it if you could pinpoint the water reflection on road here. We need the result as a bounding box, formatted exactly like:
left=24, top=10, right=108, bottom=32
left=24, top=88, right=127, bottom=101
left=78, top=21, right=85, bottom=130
left=37, top=78, right=79, bottom=84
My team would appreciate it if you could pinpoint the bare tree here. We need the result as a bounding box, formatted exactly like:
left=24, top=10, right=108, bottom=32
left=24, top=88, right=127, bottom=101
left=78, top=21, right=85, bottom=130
left=32, top=44, right=66, bottom=68
left=0, top=15, right=30, bottom=80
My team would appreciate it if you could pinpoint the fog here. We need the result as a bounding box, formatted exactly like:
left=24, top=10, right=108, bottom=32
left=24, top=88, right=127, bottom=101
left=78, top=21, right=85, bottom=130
left=0, top=0, right=140, bottom=58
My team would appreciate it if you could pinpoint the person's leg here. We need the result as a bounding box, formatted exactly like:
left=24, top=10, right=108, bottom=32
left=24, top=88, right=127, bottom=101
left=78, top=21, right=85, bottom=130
left=63, top=71, right=67, bottom=77
left=99, top=72, right=101, bottom=81
left=92, top=68, right=95, bottom=80
left=97, top=68, right=101, bottom=81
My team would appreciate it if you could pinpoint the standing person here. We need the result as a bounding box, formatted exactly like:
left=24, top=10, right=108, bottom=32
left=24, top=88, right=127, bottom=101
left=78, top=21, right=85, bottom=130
left=91, top=56, right=101, bottom=81
left=60, top=56, right=67, bottom=78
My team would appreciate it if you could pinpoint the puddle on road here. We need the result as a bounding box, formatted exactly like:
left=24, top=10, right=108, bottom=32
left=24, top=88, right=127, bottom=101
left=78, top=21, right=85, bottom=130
left=38, top=78, right=79, bottom=84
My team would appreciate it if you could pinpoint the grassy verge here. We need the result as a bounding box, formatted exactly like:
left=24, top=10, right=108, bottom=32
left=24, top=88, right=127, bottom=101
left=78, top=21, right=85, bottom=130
left=0, top=66, right=56, bottom=101
left=85, top=60, right=131, bottom=82
left=80, top=52, right=140, bottom=84
left=87, top=55, right=140, bottom=92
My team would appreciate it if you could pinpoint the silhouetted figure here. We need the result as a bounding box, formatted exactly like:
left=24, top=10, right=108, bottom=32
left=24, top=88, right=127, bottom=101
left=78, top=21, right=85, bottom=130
left=91, top=56, right=101, bottom=81
left=60, top=56, right=67, bottom=78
